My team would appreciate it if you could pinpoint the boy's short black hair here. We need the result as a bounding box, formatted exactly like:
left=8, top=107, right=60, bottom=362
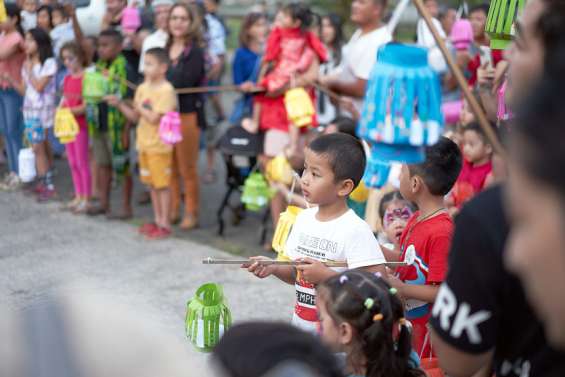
left=145, top=47, right=170, bottom=66
left=308, top=133, right=366, bottom=188
left=99, top=28, right=124, bottom=45
left=408, top=137, right=462, bottom=196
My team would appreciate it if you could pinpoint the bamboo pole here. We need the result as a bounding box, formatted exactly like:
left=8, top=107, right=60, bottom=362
left=202, top=258, right=407, bottom=268
left=412, top=0, right=506, bottom=157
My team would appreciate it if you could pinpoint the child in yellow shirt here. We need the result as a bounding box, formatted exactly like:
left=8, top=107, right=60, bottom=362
left=106, top=47, right=177, bottom=239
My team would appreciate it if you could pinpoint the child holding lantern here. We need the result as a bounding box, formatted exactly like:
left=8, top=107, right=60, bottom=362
left=246, top=133, right=387, bottom=333
left=59, top=41, right=91, bottom=213
left=241, top=2, right=327, bottom=158
left=106, top=47, right=177, bottom=240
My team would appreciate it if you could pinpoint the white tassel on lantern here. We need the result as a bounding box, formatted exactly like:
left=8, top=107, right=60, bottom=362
left=18, top=148, right=36, bottom=183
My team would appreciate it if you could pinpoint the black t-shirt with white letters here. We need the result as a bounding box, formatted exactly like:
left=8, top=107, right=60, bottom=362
left=429, top=186, right=565, bottom=377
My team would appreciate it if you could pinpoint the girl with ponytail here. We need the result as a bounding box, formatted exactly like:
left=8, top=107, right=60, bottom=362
left=317, top=270, right=425, bottom=377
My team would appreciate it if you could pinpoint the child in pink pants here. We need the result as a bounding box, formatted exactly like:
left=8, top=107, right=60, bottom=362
left=60, top=42, right=92, bottom=213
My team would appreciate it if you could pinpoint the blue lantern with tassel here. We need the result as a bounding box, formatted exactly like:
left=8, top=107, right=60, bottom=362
left=358, top=43, right=443, bottom=188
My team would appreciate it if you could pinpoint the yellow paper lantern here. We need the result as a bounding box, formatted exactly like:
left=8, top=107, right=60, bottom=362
left=284, top=87, right=315, bottom=128
left=54, top=108, right=79, bottom=144
left=0, top=0, right=7, bottom=24
left=272, top=205, right=303, bottom=255
left=350, top=180, right=369, bottom=203
left=265, top=154, right=294, bottom=186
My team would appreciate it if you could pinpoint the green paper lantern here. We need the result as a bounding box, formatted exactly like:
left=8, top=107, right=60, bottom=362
left=82, top=72, right=109, bottom=104
left=185, top=283, right=232, bottom=352
left=486, top=0, right=526, bottom=49
left=241, top=172, right=274, bottom=212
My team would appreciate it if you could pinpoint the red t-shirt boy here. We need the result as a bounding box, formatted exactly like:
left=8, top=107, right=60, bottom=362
left=396, top=212, right=453, bottom=357
left=381, top=138, right=462, bottom=358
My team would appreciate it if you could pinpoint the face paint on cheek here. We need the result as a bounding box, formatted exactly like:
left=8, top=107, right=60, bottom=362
left=383, top=206, right=413, bottom=228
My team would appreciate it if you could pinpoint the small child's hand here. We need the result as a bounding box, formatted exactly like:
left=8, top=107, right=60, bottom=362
left=239, top=81, right=256, bottom=93
left=317, top=74, right=332, bottom=87
left=386, top=274, right=405, bottom=297
left=103, top=95, right=121, bottom=107
left=296, top=258, right=335, bottom=285
left=244, top=256, right=277, bottom=279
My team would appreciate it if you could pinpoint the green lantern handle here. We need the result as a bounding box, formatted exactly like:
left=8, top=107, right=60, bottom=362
left=194, top=283, right=225, bottom=307
left=412, top=0, right=506, bottom=158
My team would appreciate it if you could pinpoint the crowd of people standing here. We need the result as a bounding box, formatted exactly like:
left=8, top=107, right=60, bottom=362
left=3, top=0, right=565, bottom=377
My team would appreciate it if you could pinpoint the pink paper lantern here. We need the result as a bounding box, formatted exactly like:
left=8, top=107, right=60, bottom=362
left=159, top=111, right=183, bottom=145
left=121, top=7, right=141, bottom=34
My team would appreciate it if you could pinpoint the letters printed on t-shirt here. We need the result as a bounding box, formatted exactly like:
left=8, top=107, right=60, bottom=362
left=432, top=283, right=492, bottom=345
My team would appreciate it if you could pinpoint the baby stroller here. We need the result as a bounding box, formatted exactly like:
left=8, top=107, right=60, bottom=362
left=216, top=125, right=269, bottom=242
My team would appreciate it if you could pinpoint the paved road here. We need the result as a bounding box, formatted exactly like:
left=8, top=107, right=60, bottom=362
left=0, top=190, right=294, bottom=372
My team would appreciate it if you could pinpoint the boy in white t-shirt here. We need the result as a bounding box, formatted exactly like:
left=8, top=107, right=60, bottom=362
left=246, top=133, right=386, bottom=332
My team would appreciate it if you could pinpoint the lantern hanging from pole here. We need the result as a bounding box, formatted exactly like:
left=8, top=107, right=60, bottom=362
left=54, top=107, right=80, bottom=144
left=284, top=87, right=316, bottom=128
left=185, top=283, right=232, bottom=352
left=272, top=205, right=303, bottom=255
left=358, top=43, right=443, bottom=166
left=121, top=6, right=141, bottom=34
left=363, top=151, right=391, bottom=189
left=265, top=154, right=294, bottom=186
left=486, top=0, right=526, bottom=50
left=159, top=111, right=183, bottom=145
left=241, top=172, right=273, bottom=211
left=82, top=72, right=109, bottom=104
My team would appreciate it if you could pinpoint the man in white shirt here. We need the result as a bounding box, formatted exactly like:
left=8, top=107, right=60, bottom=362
left=320, top=0, right=391, bottom=117
left=138, top=0, right=173, bottom=73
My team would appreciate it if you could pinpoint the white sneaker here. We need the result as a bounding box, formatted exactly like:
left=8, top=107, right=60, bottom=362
left=0, top=173, right=15, bottom=191
left=4, top=174, right=21, bottom=191
left=73, top=200, right=88, bottom=214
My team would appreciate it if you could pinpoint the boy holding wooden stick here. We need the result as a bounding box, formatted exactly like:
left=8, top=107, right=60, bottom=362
left=245, top=133, right=386, bottom=332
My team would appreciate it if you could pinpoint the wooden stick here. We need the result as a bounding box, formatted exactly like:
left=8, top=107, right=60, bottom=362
left=176, top=84, right=264, bottom=95
left=313, top=82, right=342, bottom=102
left=122, top=78, right=264, bottom=95
left=412, top=0, right=506, bottom=158
left=202, top=258, right=407, bottom=268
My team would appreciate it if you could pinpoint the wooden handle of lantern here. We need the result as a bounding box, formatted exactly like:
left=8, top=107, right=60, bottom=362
left=202, top=258, right=407, bottom=268
left=121, top=78, right=264, bottom=95
left=412, top=0, right=506, bottom=158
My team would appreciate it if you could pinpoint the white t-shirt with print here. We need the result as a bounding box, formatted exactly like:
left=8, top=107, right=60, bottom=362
left=285, top=207, right=386, bottom=332
left=339, top=26, right=392, bottom=112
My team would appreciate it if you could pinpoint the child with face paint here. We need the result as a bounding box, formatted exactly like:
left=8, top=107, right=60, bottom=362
left=378, top=191, right=416, bottom=251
